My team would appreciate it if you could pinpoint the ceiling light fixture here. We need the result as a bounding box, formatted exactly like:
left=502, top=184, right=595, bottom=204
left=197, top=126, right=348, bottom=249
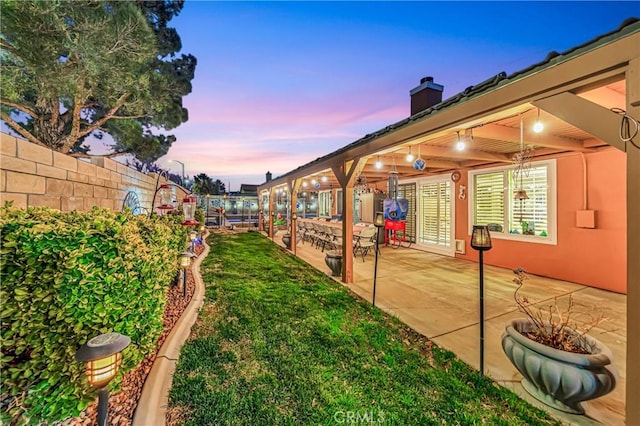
left=375, top=156, right=383, bottom=169
left=406, top=147, right=414, bottom=162
left=455, top=131, right=466, bottom=151
left=533, top=108, right=544, bottom=133
left=321, top=175, right=328, bottom=182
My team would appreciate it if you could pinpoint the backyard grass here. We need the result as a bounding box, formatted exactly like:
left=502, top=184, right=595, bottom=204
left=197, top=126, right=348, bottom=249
left=168, top=231, right=558, bottom=425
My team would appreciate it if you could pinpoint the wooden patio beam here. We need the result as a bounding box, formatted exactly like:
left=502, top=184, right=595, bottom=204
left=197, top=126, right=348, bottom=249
left=533, top=93, right=625, bottom=152
left=472, top=123, right=595, bottom=152
left=422, top=146, right=512, bottom=162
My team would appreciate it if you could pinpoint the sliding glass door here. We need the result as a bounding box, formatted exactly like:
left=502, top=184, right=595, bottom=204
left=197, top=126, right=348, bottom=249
left=417, top=177, right=454, bottom=255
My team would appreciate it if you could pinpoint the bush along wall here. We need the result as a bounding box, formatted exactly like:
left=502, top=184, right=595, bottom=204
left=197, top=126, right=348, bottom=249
left=0, top=205, right=188, bottom=424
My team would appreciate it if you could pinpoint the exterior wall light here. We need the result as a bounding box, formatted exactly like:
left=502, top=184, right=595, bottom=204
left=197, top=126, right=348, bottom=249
left=470, top=225, right=493, bottom=376
left=75, top=333, right=131, bottom=426
left=292, top=212, right=297, bottom=221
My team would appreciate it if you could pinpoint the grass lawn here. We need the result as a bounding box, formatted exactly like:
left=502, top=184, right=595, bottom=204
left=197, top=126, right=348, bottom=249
left=168, top=232, right=557, bottom=425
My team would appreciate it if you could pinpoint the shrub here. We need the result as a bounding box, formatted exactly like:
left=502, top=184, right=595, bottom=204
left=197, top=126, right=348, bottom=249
left=0, top=205, right=187, bottom=424
left=511, top=267, right=606, bottom=353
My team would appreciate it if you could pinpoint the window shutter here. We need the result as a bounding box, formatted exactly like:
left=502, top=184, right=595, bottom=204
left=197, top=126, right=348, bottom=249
left=398, top=183, right=416, bottom=242
left=419, top=181, right=451, bottom=246
left=474, top=172, right=504, bottom=229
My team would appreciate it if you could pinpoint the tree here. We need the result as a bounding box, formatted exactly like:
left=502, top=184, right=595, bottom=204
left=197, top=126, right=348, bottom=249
left=212, top=179, right=226, bottom=195
left=191, top=173, right=215, bottom=195
left=0, top=0, right=196, bottom=162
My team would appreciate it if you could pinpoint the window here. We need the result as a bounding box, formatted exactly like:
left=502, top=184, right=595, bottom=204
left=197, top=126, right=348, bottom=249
left=469, top=159, right=556, bottom=244
left=319, top=190, right=331, bottom=217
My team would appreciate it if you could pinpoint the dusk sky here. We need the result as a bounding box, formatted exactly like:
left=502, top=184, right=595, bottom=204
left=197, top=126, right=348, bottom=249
left=155, top=1, right=638, bottom=191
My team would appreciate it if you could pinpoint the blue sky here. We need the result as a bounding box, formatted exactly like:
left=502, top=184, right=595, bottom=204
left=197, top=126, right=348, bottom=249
left=156, top=1, right=638, bottom=190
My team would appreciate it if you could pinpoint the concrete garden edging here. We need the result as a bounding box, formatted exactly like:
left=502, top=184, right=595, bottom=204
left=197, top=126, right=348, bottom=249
left=132, top=233, right=209, bottom=426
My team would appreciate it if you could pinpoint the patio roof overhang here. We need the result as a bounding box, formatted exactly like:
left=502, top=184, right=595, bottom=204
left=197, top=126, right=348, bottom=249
left=257, top=18, right=640, bottom=422
left=258, top=19, right=639, bottom=191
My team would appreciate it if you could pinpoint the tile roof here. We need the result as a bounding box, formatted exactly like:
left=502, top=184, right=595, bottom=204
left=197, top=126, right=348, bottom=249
left=267, top=17, right=640, bottom=185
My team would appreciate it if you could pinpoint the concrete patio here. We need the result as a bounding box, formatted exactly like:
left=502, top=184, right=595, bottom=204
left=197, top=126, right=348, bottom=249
left=273, top=233, right=627, bottom=426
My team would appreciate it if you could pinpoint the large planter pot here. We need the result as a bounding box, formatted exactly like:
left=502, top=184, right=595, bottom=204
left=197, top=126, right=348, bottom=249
left=324, top=251, right=343, bottom=277
left=282, top=233, right=291, bottom=250
left=501, top=319, right=618, bottom=414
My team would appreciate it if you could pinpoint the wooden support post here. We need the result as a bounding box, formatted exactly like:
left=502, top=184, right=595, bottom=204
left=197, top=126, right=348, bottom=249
left=626, top=57, right=640, bottom=424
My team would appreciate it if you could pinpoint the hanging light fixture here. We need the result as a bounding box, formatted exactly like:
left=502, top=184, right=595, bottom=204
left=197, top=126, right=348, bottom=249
left=455, top=131, right=466, bottom=151
left=375, top=156, right=383, bottom=169
left=413, top=144, right=426, bottom=171
left=388, top=155, right=399, bottom=200
left=513, top=114, right=535, bottom=201
left=532, top=107, right=544, bottom=133
left=406, top=146, right=414, bottom=162
left=354, top=173, right=368, bottom=195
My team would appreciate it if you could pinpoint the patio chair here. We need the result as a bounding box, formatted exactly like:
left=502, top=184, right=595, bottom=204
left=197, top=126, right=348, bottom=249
left=353, top=226, right=377, bottom=262
left=327, top=226, right=343, bottom=251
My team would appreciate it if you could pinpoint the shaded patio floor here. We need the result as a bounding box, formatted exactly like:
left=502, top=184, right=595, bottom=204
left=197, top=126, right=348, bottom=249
left=271, top=233, right=626, bottom=425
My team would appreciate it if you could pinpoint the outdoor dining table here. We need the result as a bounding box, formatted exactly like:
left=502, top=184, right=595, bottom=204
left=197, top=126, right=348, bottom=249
left=298, top=218, right=368, bottom=235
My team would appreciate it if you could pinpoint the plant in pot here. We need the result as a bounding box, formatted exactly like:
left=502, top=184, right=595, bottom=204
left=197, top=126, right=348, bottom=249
left=324, top=247, right=343, bottom=277
left=281, top=233, right=291, bottom=249
left=501, top=268, right=618, bottom=414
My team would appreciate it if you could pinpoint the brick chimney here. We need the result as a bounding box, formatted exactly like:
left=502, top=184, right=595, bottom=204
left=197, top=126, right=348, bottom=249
left=410, top=76, right=444, bottom=115
left=266, top=171, right=272, bottom=182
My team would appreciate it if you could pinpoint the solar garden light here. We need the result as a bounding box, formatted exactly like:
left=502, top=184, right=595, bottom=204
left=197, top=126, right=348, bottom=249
left=271, top=211, right=275, bottom=240
left=180, top=251, right=196, bottom=297
left=199, top=224, right=205, bottom=239
left=372, top=212, right=385, bottom=307
left=470, top=225, right=492, bottom=376
left=75, top=333, right=131, bottom=426
left=189, top=230, right=198, bottom=253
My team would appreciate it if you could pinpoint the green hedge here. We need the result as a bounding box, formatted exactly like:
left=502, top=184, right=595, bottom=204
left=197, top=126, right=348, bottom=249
left=0, top=206, right=188, bottom=424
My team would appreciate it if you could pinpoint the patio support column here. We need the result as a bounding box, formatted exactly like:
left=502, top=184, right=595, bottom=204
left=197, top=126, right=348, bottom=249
left=288, top=179, right=301, bottom=254
left=332, top=157, right=367, bottom=284
left=626, top=57, right=640, bottom=423
left=268, top=187, right=275, bottom=239
left=536, top=67, right=640, bottom=421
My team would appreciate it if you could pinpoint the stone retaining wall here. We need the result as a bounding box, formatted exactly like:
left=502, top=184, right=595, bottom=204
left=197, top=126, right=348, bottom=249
left=0, top=132, right=183, bottom=212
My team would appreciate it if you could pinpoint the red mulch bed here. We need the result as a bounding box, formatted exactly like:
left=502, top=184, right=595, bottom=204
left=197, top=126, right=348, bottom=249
left=70, top=243, right=205, bottom=426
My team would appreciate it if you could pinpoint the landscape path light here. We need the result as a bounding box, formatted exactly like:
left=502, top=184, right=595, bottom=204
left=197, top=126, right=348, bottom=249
left=470, top=225, right=492, bottom=376
left=372, top=212, right=385, bottom=307
left=179, top=251, right=196, bottom=297
left=75, top=332, right=131, bottom=426
left=189, top=230, right=198, bottom=253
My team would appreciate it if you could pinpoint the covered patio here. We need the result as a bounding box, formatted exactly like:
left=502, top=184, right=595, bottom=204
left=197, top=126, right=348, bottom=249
left=271, top=235, right=626, bottom=425
left=258, top=19, right=639, bottom=424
